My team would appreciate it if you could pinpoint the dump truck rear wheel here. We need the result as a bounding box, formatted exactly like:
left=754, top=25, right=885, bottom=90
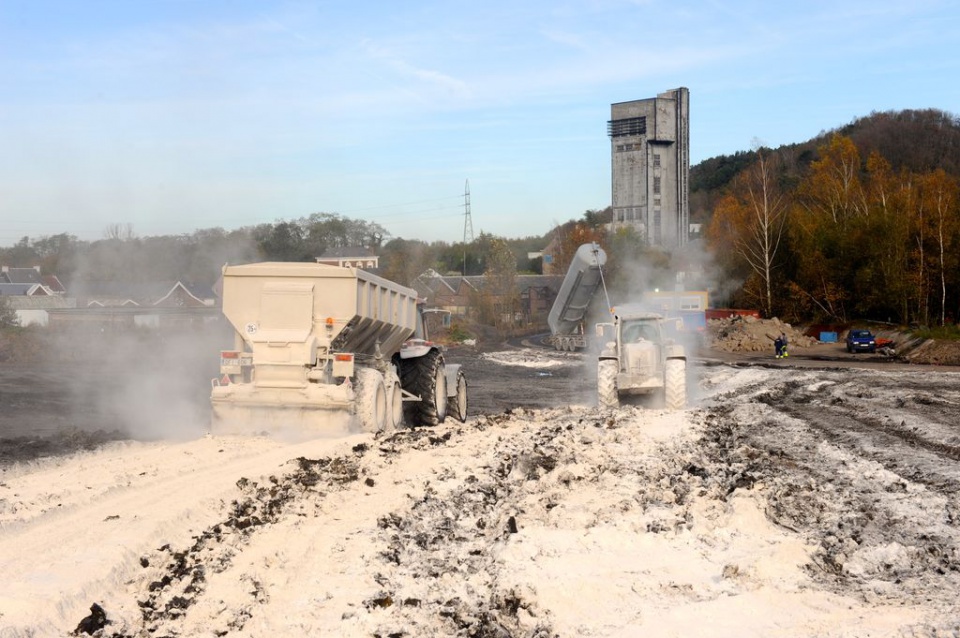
left=401, top=350, right=447, bottom=426
left=450, top=369, right=468, bottom=422
left=664, top=358, right=686, bottom=410
left=598, top=359, right=619, bottom=409
left=355, top=368, right=387, bottom=432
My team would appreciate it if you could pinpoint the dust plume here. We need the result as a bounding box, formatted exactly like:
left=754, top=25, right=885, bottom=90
left=39, top=320, right=233, bottom=441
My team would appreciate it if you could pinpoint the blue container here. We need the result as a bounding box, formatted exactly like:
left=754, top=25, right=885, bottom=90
left=819, top=331, right=838, bottom=343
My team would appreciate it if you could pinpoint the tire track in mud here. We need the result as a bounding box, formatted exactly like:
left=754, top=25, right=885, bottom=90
left=100, top=416, right=561, bottom=637
left=363, top=410, right=565, bottom=638
left=756, top=378, right=960, bottom=493
left=702, top=371, right=960, bottom=618
left=108, top=450, right=369, bottom=636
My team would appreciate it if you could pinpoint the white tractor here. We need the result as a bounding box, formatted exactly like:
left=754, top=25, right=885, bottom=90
left=596, top=306, right=686, bottom=410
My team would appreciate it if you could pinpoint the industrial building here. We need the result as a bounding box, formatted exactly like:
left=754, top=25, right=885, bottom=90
left=608, top=87, right=690, bottom=248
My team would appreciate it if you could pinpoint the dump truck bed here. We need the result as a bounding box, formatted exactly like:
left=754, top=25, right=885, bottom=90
left=220, top=262, right=419, bottom=359
left=212, top=262, right=421, bottom=435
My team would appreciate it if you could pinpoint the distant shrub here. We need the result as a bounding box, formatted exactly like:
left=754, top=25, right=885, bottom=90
left=912, top=325, right=960, bottom=341
left=0, top=297, right=19, bottom=329
left=447, top=322, right=473, bottom=344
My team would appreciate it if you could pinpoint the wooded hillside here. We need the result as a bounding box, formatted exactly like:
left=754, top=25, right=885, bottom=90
left=702, top=109, right=960, bottom=326
left=2, top=108, right=958, bottom=327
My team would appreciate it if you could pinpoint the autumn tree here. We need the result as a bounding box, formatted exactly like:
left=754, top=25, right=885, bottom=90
left=855, top=153, right=916, bottom=323
left=788, top=135, right=869, bottom=320
left=547, top=216, right=608, bottom=277
left=476, top=237, right=519, bottom=335
left=706, top=149, right=788, bottom=317
left=917, top=170, right=960, bottom=326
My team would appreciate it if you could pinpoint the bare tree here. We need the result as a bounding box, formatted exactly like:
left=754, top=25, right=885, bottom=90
left=919, top=170, right=959, bottom=326
left=707, top=148, right=788, bottom=316
left=103, top=223, right=136, bottom=241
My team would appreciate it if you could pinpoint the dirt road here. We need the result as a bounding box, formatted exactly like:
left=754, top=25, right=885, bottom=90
left=2, top=346, right=960, bottom=635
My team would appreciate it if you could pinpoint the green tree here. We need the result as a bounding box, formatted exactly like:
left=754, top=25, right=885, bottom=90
left=479, top=237, right=519, bottom=335
left=380, top=238, right=440, bottom=286
left=0, top=297, right=19, bottom=329
left=254, top=222, right=307, bottom=261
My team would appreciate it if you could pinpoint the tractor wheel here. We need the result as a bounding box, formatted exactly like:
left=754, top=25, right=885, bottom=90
left=384, top=366, right=404, bottom=431
left=664, top=358, right=686, bottom=410
left=597, top=359, right=619, bottom=409
left=400, top=350, right=448, bottom=426
left=355, top=368, right=387, bottom=432
left=450, top=368, right=468, bottom=422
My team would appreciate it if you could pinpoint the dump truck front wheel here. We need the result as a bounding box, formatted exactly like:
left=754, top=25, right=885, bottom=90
left=355, top=368, right=387, bottom=432
left=401, top=350, right=447, bottom=426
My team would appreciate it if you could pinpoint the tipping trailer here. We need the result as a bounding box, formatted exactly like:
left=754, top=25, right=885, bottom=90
left=546, top=243, right=608, bottom=351
left=211, top=262, right=467, bottom=436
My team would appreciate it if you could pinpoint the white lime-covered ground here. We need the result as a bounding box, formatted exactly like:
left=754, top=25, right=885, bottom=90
left=2, top=350, right=960, bottom=637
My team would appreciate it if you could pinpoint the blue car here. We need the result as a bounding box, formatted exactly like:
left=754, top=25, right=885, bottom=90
left=846, top=329, right=876, bottom=353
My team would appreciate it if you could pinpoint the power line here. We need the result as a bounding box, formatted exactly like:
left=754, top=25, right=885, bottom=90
left=337, top=194, right=464, bottom=215
left=462, top=179, right=473, bottom=275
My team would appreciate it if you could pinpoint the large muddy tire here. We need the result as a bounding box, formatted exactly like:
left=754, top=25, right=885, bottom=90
left=400, top=350, right=448, bottom=426
left=664, top=358, right=686, bottom=410
left=450, top=368, right=468, bottom=422
left=384, top=367, right=404, bottom=431
left=355, top=368, right=387, bottom=432
left=598, top=359, right=619, bottom=409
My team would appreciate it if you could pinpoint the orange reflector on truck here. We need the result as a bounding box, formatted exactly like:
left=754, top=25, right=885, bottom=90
left=334, top=354, right=353, bottom=362
left=221, top=351, right=240, bottom=359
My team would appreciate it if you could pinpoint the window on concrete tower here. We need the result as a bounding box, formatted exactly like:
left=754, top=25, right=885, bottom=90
left=653, top=154, right=661, bottom=167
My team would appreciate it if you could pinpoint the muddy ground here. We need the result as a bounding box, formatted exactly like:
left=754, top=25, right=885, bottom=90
left=4, top=335, right=960, bottom=634
left=2, top=331, right=959, bottom=462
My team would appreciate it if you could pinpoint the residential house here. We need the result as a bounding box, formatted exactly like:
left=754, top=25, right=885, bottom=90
left=1, top=266, right=43, bottom=286
left=49, top=280, right=218, bottom=329
left=316, top=246, right=379, bottom=271
left=412, top=270, right=563, bottom=328
left=411, top=270, right=477, bottom=317
left=0, top=266, right=72, bottom=326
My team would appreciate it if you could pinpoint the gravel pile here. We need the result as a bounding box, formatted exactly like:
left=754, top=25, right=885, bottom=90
left=709, top=315, right=817, bottom=353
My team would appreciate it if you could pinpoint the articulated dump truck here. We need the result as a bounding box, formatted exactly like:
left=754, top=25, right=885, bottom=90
left=210, top=262, right=467, bottom=437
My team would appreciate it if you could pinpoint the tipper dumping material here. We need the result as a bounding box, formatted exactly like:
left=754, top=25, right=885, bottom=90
left=547, top=243, right=607, bottom=350
left=211, top=262, right=423, bottom=436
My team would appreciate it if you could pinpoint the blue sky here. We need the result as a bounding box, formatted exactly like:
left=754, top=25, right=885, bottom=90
left=1, top=0, right=957, bottom=247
